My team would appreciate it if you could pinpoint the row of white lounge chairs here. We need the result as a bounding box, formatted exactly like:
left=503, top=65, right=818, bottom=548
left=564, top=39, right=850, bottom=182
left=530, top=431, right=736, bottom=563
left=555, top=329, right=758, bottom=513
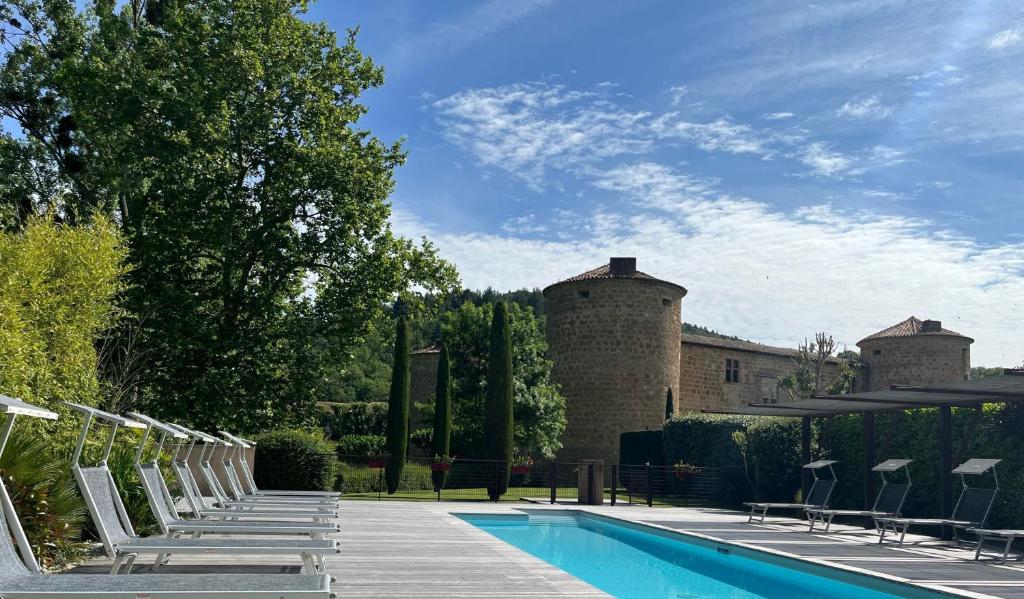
left=744, top=457, right=1022, bottom=563
left=0, top=394, right=342, bottom=598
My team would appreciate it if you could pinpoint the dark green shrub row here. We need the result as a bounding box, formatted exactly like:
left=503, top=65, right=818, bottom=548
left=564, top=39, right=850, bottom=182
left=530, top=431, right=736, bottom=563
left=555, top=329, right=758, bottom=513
left=619, top=430, right=664, bottom=466
left=322, top=402, right=388, bottom=439
left=666, top=404, right=1024, bottom=527
left=335, top=434, right=386, bottom=457
left=335, top=461, right=433, bottom=494
left=253, top=429, right=337, bottom=491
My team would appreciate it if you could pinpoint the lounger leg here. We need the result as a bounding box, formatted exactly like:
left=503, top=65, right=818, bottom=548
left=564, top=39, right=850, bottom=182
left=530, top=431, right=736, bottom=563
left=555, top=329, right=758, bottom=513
left=301, top=553, right=315, bottom=574
left=897, top=523, right=908, bottom=545
left=124, top=553, right=137, bottom=573
left=317, top=554, right=328, bottom=573
left=975, top=536, right=985, bottom=561
left=1003, top=537, right=1014, bottom=564
left=110, top=555, right=124, bottom=575
left=878, top=523, right=888, bottom=545
left=824, top=514, right=835, bottom=534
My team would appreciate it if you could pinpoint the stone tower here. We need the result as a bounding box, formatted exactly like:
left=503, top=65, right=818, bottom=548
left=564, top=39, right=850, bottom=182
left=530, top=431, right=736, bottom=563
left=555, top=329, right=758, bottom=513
left=543, top=257, right=686, bottom=465
left=857, top=316, right=973, bottom=392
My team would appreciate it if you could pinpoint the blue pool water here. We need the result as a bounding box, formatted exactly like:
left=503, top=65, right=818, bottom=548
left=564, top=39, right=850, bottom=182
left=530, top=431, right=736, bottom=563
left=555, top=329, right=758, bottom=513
left=459, top=512, right=942, bottom=599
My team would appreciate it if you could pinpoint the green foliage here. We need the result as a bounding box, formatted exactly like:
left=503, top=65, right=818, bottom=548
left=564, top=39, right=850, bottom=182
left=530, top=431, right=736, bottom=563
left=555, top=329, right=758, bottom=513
left=747, top=418, right=802, bottom=502
left=335, top=461, right=432, bottom=495
left=0, top=218, right=126, bottom=438
left=972, top=366, right=1008, bottom=380
left=665, top=388, right=674, bottom=421
left=0, top=0, right=458, bottom=433
left=385, top=315, right=410, bottom=494
left=485, top=302, right=514, bottom=501
left=105, top=441, right=159, bottom=536
left=442, top=301, right=565, bottom=458
left=664, top=413, right=754, bottom=506
left=322, top=402, right=387, bottom=439
left=252, top=429, right=337, bottom=492
left=0, top=435, right=89, bottom=569
left=431, top=344, right=452, bottom=491
left=335, top=434, right=385, bottom=457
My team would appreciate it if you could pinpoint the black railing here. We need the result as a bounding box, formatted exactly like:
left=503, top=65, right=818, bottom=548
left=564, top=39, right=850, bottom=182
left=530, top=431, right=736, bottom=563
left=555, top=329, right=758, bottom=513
left=335, top=455, right=723, bottom=507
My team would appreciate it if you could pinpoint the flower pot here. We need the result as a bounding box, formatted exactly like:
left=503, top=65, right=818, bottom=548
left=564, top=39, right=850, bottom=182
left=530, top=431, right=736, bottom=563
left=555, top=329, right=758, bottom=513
left=674, top=470, right=693, bottom=480
left=511, top=465, right=531, bottom=474
left=431, top=463, right=451, bottom=472
left=367, top=459, right=386, bottom=469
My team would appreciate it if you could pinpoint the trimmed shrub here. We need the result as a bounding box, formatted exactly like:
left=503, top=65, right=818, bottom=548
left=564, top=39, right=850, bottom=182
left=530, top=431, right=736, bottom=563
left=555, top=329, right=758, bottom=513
left=619, top=430, right=664, bottom=466
left=385, top=315, right=411, bottom=494
left=747, top=417, right=802, bottom=502
left=432, top=344, right=452, bottom=491
left=485, top=302, right=514, bottom=501
left=322, top=402, right=388, bottom=439
left=663, top=413, right=753, bottom=507
left=336, top=434, right=386, bottom=457
left=253, top=429, right=337, bottom=491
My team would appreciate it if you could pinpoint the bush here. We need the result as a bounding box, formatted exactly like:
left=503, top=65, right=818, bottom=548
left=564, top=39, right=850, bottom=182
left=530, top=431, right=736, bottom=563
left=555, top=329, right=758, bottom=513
left=335, top=461, right=433, bottom=495
left=253, top=429, right=337, bottom=491
left=619, top=430, right=665, bottom=466
left=664, top=413, right=753, bottom=507
left=335, top=434, right=386, bottom=457
left=747, top=418, right=802, bottom=502
left=322, top=402, right=388, bottom=439
left=0, top=435, right=89, bottom=569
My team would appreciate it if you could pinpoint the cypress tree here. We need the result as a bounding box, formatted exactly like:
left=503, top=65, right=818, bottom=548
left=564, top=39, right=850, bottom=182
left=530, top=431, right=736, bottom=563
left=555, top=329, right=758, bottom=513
left=485, top=302, right=514, bottom=501
left=665, top=388, right=674, bottom=421
left=431, top=344, right=452, bottom=492
left=384, top=313, right=410, bottom=494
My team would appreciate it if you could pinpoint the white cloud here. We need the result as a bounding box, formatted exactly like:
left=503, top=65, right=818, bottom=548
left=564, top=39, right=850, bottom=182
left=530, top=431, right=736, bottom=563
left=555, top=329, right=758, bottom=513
left=836, top=94, right=895, bottom=119
left=763, top=111, right=795, bottom=120
left=799, top=142, right=860, bottom=178
left=433, top=82, right=651, bottom=188
left=653, top=115, right=771, bottom=156
left=987, top=24, right=1023, bottom=50
left=667, top=85, right=689, bottom=106
left=393, top=164, right=1024, bottom=366
left=933, top=180, right=953, bottom=189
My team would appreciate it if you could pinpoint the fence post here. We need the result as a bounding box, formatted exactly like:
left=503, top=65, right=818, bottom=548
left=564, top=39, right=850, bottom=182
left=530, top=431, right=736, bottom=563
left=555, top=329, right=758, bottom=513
left=550, top=461, right=557, bottom=504
left=646, top=463, right=653, bottom=507
left=610, top=465, right=618, bottom=506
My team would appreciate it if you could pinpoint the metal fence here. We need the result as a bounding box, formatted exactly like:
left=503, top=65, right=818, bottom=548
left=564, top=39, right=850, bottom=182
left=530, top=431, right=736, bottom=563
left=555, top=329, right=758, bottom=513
left=336, top=455, right=723, bottom=507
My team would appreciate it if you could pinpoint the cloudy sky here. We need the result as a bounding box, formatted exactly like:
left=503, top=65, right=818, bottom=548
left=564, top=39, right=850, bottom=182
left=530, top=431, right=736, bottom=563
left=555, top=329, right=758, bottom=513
left=309, top=1, right=1024, bottom=366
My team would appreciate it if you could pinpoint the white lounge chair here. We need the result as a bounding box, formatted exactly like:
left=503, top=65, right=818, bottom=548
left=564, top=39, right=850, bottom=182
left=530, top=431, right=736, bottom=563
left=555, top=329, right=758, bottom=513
left=971, top=529, right=1024, bottom=563
left=221, top=431, right=340, bottom=500
left=66, top=403, right=342, bottom=573
left=746, top=460, right=837, bottom=524
left=0, top=395, right=332, bottom=598
left=805, top=459, right=913, bottom=533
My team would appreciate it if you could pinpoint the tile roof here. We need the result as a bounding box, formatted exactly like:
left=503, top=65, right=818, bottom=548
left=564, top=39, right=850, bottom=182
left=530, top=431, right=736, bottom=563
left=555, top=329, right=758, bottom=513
left=411, top=344, right=440, bottom=355
left=544, top=262, right=687, bottom=294
left=858, top=316, right=972, bottom=344
left=682, top=333, right=842, bottom=362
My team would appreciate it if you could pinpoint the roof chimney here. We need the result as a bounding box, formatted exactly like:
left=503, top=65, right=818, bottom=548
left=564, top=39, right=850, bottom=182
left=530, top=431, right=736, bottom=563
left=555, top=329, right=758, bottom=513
left=921, top=319, right=942, bottom=333
left=609, top=257, right=637, bottom=277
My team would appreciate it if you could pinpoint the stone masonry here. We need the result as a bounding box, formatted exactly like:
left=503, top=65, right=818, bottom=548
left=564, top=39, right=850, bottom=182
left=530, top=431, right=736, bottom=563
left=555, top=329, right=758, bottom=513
left=857, top=317, right=972, bottom=391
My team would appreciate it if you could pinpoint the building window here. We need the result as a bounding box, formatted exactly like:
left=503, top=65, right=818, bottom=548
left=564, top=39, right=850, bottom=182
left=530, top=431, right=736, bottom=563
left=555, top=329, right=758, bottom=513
left=872, top=349, right=881, bottom=356
left=577, top=290, right=590, bottom=300
left=725, top=359, right=740, bottom=383
left=662, top=298, right=671, bottom=307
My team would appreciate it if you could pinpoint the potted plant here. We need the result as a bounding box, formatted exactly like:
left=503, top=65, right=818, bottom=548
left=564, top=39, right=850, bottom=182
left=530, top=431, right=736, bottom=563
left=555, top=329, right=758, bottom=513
left=431, top=455, right=454, bottom=472
left=367, top=454, right=387, bottom=469
left=673, top=462, right=701, bottom=480
left=511, top=455, right=533, bottom=475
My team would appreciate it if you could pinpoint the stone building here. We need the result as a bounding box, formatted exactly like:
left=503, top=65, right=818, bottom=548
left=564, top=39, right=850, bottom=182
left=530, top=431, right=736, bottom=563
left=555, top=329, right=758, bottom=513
left=409, top=345, right=440, bottom=429
left=857, top=316, right=973, bottom=391
left=678, top=334, right=842, bottom=412
left=542, top=258, right=686, bottom=465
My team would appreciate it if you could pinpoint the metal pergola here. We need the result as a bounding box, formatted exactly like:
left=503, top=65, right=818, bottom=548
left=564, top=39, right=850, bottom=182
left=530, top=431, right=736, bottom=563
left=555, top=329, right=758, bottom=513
left=702, top=369, right=1024, bottom=535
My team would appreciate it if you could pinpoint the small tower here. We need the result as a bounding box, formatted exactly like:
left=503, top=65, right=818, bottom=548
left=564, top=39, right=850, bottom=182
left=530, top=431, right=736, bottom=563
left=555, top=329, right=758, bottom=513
left=543, top=258, right=687, bottom=465
left=857, top=317, right=973, bottom=391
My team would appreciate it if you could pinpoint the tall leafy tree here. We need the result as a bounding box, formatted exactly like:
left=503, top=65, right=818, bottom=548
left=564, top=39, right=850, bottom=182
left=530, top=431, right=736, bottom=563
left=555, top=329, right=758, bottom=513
left=384, top=313, right=410, bottom=494
left=430, top=344, right=451, bottom=492
left=665, top=388, right=674, bottom=421
left=484, top=302, right=513, bottom=501
left=0, top=1, right=457, bottom=430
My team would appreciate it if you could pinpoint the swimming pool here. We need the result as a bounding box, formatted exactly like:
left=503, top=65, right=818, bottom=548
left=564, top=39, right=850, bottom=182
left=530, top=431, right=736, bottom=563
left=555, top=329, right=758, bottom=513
left=458, top=511, right=951, bottom=599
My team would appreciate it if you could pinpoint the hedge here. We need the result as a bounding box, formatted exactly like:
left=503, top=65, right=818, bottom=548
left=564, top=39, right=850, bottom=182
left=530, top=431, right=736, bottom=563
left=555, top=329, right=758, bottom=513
left=666, top=404, right=1024, bottom=528
left=322, top=402, right=387, bottom=439
left=252, top=429, right=337, bottom=491
left=336, top=434, right=386, bottom=457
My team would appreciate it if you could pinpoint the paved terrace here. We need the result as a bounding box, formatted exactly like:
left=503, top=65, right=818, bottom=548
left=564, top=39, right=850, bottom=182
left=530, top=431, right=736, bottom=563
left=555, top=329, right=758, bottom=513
left=72, top=500, right=1024, bottom=598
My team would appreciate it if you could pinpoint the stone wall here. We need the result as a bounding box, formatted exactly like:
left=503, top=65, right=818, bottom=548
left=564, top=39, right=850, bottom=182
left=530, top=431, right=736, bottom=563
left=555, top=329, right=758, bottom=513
left=678, top=339, right=842, bottom=412
left=545, top=277, right=684, bottom=465
left=858, top=336, right=971, bottom=391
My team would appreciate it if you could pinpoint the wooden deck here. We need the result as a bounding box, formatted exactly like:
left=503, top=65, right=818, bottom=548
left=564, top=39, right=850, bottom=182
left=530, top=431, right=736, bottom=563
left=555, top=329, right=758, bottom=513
left=72, top=500, right=1024, bottom=598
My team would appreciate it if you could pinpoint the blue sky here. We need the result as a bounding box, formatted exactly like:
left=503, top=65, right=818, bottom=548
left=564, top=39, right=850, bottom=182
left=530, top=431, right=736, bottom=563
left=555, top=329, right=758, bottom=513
left=321, top=2, right=1019, bottom=365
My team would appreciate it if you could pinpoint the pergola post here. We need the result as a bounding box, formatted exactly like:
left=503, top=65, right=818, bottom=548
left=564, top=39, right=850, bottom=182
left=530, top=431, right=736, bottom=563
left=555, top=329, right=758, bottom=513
left=862, top=412, right=875, bottom=528
left=939, top=405, right=953, bottom=541
left=801, top=416, right=811, bottom=499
